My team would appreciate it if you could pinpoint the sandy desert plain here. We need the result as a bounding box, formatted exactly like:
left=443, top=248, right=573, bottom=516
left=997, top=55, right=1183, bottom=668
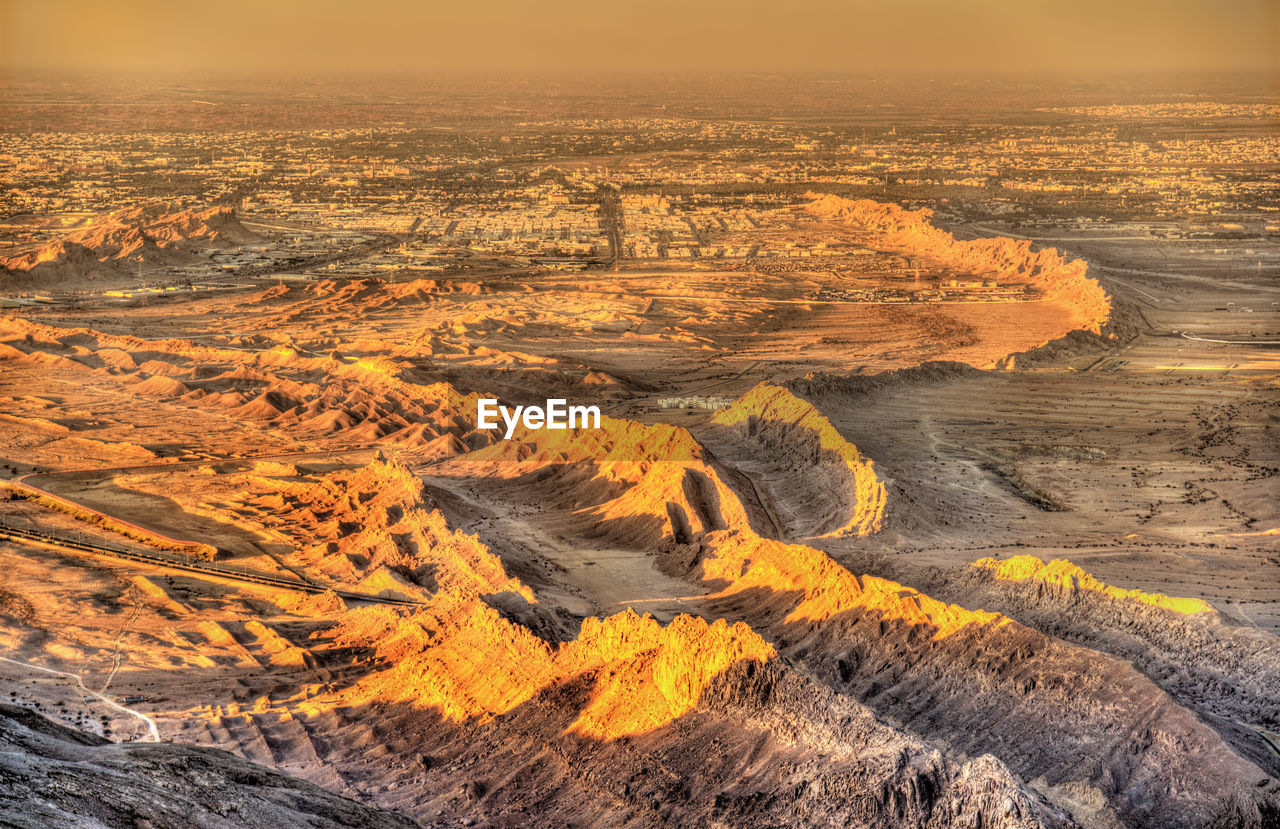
left=0, top=193, right=1278, bottom=828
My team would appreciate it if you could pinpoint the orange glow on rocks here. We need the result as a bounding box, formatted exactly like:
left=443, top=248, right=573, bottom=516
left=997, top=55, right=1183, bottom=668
left=246, top=456, right=533, bottom=601
left=804, top=194, right=1112, bottom=337
left=701, top=531, right=1007, bottom=639
left=973, top=555, right=1214, bottom=615
left=566, top=612, right=775, bottom=739
left=712, top=383, right=887, bottom=536
left=329, top=595, right=774, bottom=741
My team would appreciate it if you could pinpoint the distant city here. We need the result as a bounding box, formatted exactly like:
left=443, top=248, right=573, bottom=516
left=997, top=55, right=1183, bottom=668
left=3, top=103, right=1276, bottom=299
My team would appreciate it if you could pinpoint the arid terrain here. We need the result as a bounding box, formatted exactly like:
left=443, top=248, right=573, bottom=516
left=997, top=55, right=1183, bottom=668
left=1, top=189, right=1277, bottom=829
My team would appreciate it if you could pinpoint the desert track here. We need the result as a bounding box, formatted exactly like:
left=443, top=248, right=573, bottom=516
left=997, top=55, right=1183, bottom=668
left=0, top=655, right=161, bottom=742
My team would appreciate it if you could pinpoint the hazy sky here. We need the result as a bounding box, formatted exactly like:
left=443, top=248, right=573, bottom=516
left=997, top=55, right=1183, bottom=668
left=2, top=0, right=1277, bottom=78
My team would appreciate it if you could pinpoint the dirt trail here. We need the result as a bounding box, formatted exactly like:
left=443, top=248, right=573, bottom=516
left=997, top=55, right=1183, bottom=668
left=0, top=655, right=160, bottom=742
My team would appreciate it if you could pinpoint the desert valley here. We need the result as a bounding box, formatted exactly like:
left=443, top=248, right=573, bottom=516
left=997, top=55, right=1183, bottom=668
left=0, top=64, right=1277, bottom=829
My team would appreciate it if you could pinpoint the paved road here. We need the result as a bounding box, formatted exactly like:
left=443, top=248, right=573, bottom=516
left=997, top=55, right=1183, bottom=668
left=1180, top=331, right=1280, bottom=346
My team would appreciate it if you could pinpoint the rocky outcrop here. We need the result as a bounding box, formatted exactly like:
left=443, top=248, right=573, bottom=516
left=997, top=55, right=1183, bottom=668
left=330, top=595, right=775, bottom=740
left=0, top=703, right=417, bottom=829
left=243, top=455, right=532, bottom=601
left=804, top=194, right=1112, bottom=336
left=911, top=555, right=1280, bottom=749
left=0, top=317, right=492, bottom=453
left=973, top=555, right=1213, bottom=615
left=712, top=382, right=886, bottom=536
left=681, top=528, right=1280, bottom=828
left=317, top=596, right=1070, bottom=828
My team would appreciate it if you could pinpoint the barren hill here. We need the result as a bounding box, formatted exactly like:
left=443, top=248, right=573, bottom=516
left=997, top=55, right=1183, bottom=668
left=0, top=204, right=258, bottom=285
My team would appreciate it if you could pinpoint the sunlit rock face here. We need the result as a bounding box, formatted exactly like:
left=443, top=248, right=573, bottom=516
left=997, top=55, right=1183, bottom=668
left=330, top=596, right=776, bottom=739
left=973, top=555, right=1214, bottom=614
left=712, top=382, right=887, bottom=536
left=804, top=194, right=1112, bottom=336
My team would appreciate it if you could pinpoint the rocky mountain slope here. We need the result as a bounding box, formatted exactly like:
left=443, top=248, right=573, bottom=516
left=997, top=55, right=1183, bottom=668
left=0, top=703, right=417, bottom=829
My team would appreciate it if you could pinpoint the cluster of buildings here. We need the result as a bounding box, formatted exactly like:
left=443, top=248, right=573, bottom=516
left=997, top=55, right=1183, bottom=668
left=426, top=200, right=605, bottom=259
left=656, top=396, right=735, bottom=410
left=813, top=279, right=1030, bottom=304
left=2, top=112, right=1277, bottom=274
